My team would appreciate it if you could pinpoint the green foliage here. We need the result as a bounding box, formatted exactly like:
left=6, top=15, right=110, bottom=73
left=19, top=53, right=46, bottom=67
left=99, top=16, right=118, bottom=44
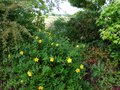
left=0, top=30, right=93, bottom=90
left=0, top=0, right=46, bottom=57
left=97, top=2, right=120, bottom=45
left=52, top=10, right=100, bottom=42
left=65, top=10, right=100, bottom=42
left=68, top=0, right=106, bottom=10
left=52, top=17, right=68, bottom=37
left=96, top=2, right=120, bottom=89
left=82, top=43, right=120, bottom=89
left=90, top=55, right=120, bottom=89
left=1, top=0, right=120, bottom=90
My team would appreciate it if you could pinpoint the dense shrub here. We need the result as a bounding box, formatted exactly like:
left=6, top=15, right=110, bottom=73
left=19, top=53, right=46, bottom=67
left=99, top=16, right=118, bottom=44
left=0, top=0, right=45, bottom=58
left=52, top=10, right=100, bottom=42
left=0, top=30, right=94, bottom=90
left=52, top=17, right=68, bottom=37
left=81, top=42, right=120, bottom=89
left=97, top=2, right=120, bottom=45
left=97, top=3, right=120, bottom=85
left=65, top=10, right=100, bottom=42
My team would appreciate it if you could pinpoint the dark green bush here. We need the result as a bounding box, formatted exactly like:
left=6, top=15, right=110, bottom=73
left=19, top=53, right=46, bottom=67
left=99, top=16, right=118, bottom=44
left=65, top=10, right=100, bottom=42
left=53, top=17, right=67, bottom=37
left=68, top=0, right=106, bottom=10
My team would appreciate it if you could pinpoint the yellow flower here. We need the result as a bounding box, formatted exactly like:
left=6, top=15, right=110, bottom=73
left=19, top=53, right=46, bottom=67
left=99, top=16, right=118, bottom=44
left=80, top=64, right=84, bottom=69
left=38, top=39, right=42, bottom=44
left=35, top=36, right=39, bottom=39
left=56, top=43, right=59, bottom=46
left=75, top=68, right=80, bottom=73
left=50, top=57, right=54, bottom=62
left=34, top=57, right=39, bottom=62
left=67, top=57, right=72, bottom=63
left=27, top=71, right=32, bottom=77
left=19, top=51, right=24, bottom=55
left=38, top=86, right=43, bottom=90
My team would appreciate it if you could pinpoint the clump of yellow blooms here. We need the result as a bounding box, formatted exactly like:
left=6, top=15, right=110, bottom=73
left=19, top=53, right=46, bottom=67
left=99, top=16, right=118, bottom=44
left=38, top=86, right=44, bottom=90
left=27, top=71, right=32, bottom=77
left=34, top=57, right=39, bottom=62
left=38, top=39, right=42, bottom=44
left=80, top=64, right=84, bottom=69
left=67, top=57, right=72, bottom=63
left=19, top=51, right=24, bottom=55
left=50, top=57, right=54, bottom=62
left=75, top=64, right=84, bottom=73
left=75, top=68, right=80, bottom=73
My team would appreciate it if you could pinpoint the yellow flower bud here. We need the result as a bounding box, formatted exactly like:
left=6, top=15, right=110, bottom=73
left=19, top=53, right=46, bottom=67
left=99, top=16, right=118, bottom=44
left=19, top=51, right=24, bottom=55
left=38, top=39, right=42, bottom=44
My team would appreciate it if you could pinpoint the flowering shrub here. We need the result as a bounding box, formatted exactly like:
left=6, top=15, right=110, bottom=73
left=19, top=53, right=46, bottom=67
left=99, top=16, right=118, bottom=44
left=0, top=30, right=93, bottom=90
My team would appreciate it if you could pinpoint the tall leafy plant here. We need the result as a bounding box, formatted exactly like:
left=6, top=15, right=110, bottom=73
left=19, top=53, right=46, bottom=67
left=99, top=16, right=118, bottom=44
left=0, top=0, right=47, bottom=58
left=97, top=2, right=120, bottom=45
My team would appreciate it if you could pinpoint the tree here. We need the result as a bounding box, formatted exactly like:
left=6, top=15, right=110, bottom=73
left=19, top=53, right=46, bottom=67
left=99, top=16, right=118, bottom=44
left=68, top=0, right=114, bottom=10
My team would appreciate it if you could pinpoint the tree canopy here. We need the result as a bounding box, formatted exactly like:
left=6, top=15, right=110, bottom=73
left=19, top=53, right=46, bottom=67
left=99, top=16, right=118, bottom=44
left=68, top=0, right=113, bottom=10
